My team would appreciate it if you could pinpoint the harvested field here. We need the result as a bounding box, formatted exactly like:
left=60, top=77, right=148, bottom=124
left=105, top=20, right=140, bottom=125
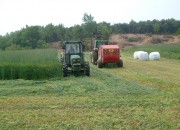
left=0, top=45, right=180, bottom=129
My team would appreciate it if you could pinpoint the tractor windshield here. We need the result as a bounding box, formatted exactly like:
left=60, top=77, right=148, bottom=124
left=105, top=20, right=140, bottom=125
left=66, top=44, right=80, bottom=54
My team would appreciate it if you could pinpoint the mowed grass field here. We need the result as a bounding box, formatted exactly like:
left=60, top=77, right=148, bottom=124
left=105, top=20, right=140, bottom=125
left=0, top=44, right=180, bottom=129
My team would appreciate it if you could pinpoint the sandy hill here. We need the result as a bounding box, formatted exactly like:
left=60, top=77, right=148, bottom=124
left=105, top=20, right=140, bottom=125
left=110, top=34, right=180, bottom=48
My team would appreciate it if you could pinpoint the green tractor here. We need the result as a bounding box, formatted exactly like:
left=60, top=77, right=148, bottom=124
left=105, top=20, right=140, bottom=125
left=90, top=40, right=109, bottom=64
left=61, top=41, right=90, bottom=77
left=90, top=30, right=109, bottom=65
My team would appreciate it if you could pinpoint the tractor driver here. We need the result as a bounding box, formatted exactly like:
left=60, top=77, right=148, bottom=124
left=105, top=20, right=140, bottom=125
left=67, top=44, right=75, bottom=54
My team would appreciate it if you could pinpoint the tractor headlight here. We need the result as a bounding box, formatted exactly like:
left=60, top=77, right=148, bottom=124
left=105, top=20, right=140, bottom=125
left=72, top=59, right=80, bottom=64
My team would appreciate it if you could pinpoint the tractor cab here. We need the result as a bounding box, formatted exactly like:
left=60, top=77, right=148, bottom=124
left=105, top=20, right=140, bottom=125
left=62, top=41, right=83, bottom=65
left=61, top=41, right=90, bottom=77
left=65, top=43, right=81, bottom=54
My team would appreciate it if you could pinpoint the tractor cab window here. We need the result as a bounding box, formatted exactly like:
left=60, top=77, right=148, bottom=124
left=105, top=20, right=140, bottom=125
left=66, top=44, right=80, bottom=54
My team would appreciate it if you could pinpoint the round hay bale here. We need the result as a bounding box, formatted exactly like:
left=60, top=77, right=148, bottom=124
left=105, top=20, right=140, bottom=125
left=139, top=51, right=149, bottom=60
left=149, top=52, right=160, bottom=60
left=133, top=51, right=144, bottom=59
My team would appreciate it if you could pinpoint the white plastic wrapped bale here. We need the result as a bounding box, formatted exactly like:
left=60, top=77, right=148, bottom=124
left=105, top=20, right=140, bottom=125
left=139, top=51, right=149, bottom=60
left=149, top=52, right=160, bottom=60
left=133, top=51, right=144, bottom=59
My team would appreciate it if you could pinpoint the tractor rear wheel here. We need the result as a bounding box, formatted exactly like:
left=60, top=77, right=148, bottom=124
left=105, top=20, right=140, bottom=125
left=90, top=53, right=92, bottom=63
left=117, top=59, right=123, bottom=67
left=92, top=56, right=96, bottom=65
left=92, top=50, right=98, bottom=65
left=97, top=60, right=103, bottom=68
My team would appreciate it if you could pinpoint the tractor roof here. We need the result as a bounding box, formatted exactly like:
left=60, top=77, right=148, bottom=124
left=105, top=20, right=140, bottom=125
left=95, top=40, right=108, bottom=42
left=63, top=41, right=82, bottom=44
left=95, top=40, right=109, bottom=42
left=71, top=55, right=81, bottom=59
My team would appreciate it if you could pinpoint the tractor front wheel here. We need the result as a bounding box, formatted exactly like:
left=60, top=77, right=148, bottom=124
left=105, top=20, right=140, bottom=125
left=117, top=59, right=123, bottom=67
left=62, top=64, right=68, bottom=77
left=85, top=65, right=90, bottom=76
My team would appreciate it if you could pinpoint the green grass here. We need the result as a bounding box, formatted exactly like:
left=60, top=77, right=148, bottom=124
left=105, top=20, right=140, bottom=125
left=124, top=44, right=180, bottom=59
left=0, top=49, right=62, bottom=79
left=0, top=46, right=180, bottom=129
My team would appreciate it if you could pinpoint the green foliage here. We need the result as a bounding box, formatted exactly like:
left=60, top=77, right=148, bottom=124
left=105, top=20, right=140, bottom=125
left=5, top=44, right=30, bottom=50
left=66, top=25, right=84, bottom=41
left=0, top=49, right=62, bottom=79
left=82, top=13, right=94, bottom=23
left=124, top=44, right=180, bottom=59
left=37, top=40, right=49, bottom=48
left=97, top=22, right=112, bottom=39
left=175, top=28, right=180, bottom=35
left=82, top=13, right=97, bottom=38
left=0, top=17, right=180, bottom=50
left=112, top=18, right=180, bottom=34
left=153, top=23, right=160, bottom=33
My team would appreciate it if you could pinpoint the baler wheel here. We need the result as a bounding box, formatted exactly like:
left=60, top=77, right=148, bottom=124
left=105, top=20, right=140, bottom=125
left=117, top=59, right=123, bottom=67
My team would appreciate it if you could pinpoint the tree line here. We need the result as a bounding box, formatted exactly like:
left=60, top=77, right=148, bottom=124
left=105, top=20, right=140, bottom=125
left=0, top=13, right=180, bottom=50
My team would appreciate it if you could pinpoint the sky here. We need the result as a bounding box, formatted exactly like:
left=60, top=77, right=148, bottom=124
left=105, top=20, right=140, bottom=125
left=0, top=0, right=180, bottom=35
